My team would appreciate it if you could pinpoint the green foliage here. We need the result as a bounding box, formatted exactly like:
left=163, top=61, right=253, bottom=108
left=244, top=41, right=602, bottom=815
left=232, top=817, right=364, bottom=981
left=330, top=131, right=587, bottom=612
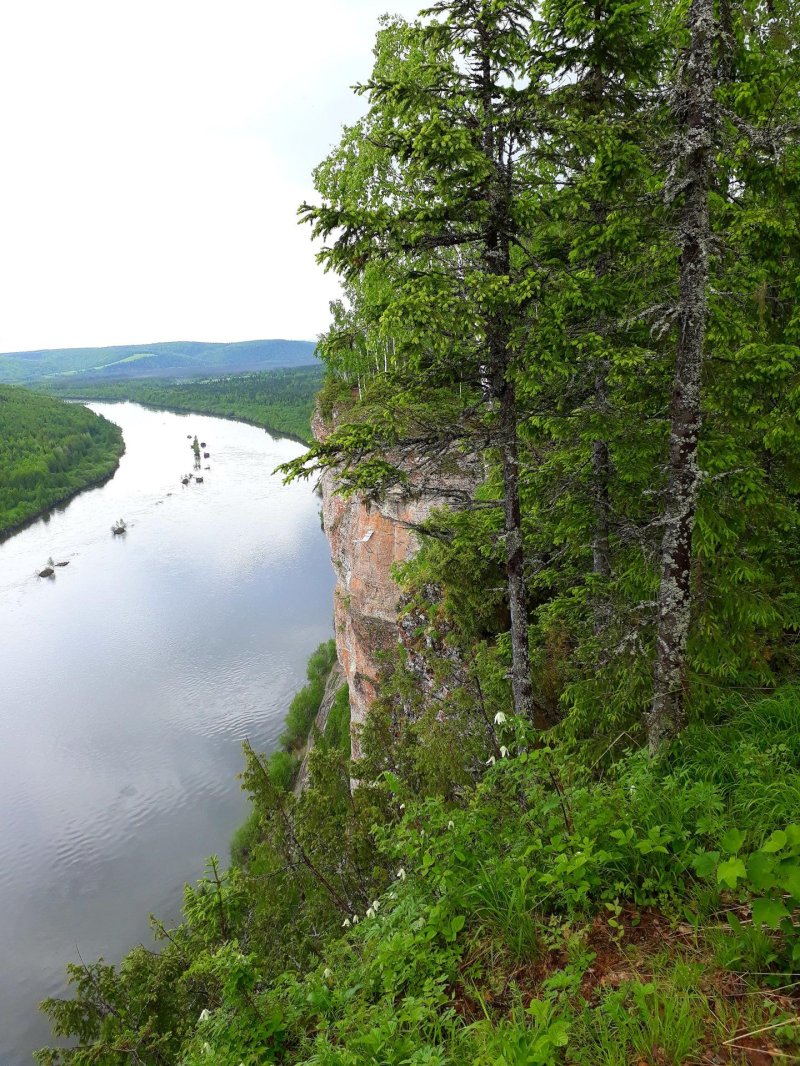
left=229, top=640, right=338, bottom=866
left=229, top=807, right=261, bottom=868
left=37, top=686, right=800, bottom=1064
left=51, top=366, right=323, bottom=444
left=283, top=0, right=800, bottom=735
left=705, top=823, right=800, bottom=969
left=572, top=977, right=706, bottom=1065
left=33, top=0, right=800, bottom=1063
left=0, top=386, right=124, bottom=537
left=281, top=639, right=337, bottom=750
left=324, top=682, right=351, bottom=757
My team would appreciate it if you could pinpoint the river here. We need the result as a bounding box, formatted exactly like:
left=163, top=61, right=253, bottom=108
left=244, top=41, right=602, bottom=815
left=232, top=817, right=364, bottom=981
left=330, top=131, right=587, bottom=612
left=0, top=402, right=334, bottom=1063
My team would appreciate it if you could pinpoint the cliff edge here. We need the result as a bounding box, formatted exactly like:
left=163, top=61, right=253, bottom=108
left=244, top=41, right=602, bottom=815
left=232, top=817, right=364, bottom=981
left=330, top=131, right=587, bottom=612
left=312, top=406, right=476, bottom=761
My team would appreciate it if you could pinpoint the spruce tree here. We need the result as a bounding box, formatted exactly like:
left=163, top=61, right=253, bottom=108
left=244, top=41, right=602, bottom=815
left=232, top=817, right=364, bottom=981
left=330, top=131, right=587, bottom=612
left=293, top=2, right=551, bottom=721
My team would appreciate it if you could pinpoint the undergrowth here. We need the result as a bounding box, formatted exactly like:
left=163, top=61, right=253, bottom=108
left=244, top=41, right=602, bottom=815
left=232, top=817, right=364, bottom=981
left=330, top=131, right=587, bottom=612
left=38, top=687, right=800, bottom=1064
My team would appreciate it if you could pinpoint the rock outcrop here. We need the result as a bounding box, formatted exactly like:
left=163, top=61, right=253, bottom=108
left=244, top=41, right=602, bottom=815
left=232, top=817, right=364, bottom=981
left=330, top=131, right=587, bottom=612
left=313, top=407, right=477, bottom=761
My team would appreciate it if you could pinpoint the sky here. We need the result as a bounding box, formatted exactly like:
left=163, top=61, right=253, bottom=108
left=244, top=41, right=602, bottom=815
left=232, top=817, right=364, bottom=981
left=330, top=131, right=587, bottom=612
left=0, top=0, right=421, bottom=353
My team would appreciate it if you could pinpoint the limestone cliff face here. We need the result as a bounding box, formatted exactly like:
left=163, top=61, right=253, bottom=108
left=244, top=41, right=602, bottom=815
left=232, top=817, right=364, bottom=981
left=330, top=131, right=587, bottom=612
left=313, top=407, right=476, bottom=761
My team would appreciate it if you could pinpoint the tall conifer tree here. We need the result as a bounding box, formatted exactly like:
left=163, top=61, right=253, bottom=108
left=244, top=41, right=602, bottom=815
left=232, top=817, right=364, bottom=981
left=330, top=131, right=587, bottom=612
left=295, top=1, right=550, bottom=721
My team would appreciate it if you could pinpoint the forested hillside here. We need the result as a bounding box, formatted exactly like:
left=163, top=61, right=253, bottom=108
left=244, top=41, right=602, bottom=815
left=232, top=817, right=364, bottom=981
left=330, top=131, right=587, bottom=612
left=36, top=0, right=800, bottom=1063
left=0, top=338, right=318, bottom=385
left=0, top=388, right=123, bottom=539
left=53, top=366, right=324, bottom=443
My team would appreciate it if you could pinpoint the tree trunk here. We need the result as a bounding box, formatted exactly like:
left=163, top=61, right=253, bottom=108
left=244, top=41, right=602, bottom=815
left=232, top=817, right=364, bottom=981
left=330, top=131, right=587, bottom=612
left=499, top=378, right=536, bottom=721
left=648, top=0, right=713, bottom=753
left=477, top=21, right=535, bottom=722
left=589, top=39, right=612, bottom=627
left=592, top=375, right=612, bottom=586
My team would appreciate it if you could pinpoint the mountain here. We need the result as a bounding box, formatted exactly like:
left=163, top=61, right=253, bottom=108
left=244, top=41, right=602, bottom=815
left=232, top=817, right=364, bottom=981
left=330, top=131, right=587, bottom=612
left=0, top=339, right=318, bottom=385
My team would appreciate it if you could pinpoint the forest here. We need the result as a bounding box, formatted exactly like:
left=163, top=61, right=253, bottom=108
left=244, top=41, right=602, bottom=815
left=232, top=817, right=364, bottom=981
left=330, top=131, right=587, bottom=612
left=0, top=339, right=318, bottom=385
left=35, top=0, right=800, bottom=1063
left=52, top=366, right=323, bottom=444
left=0, top=387, right=123, bottom=539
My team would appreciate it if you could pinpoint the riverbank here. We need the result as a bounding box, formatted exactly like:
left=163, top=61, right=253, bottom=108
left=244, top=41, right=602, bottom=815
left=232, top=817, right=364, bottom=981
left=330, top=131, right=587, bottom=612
left=62, top=397, right=311, bottom=447
left=50, top=366, right=322, bottom=444
left=0, top=402, right=334, bottom=1064
left=0, top=387, right=125, bottom=541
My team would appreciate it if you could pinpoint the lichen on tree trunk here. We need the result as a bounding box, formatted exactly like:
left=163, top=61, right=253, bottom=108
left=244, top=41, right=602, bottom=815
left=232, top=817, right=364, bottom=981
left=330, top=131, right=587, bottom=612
left=648, top=0, right=714, bottom=753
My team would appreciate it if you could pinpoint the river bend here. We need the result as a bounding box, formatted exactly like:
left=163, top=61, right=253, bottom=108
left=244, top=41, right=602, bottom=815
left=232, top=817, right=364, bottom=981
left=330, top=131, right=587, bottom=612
left=0, top=402, right=333, bottom=1063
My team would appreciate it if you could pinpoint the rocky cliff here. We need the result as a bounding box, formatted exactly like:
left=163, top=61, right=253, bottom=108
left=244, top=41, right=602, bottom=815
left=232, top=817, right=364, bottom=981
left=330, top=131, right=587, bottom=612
left=313, top=408, right=476, bottom=761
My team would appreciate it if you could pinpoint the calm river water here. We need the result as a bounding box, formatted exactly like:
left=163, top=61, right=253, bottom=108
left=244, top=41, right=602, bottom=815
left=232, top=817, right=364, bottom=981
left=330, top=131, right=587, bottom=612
left=0, top=403, right=334, bottom=1063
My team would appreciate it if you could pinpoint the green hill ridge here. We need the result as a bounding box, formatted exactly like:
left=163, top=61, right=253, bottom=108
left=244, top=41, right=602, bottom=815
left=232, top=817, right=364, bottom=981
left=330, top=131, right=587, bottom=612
left=0, top=338, right=318, bottom=385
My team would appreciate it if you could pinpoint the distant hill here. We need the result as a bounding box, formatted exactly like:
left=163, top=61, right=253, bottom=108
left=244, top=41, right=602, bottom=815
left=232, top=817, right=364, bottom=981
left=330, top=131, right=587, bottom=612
left=0, top=339, right=318, bottom=385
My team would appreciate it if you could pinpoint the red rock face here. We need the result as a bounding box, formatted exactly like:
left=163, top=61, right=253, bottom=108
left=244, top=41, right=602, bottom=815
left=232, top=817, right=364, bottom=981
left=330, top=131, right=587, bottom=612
left=313, top=407, right=476, bottom=760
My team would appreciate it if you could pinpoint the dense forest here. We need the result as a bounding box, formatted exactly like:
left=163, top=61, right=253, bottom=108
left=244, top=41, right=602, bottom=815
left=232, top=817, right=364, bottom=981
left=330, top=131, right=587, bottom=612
left=52, top=367, right=323, bottom=444
left=36, top=0, right=800, bottom=1063
left=0, top=387, right=123, bottom=540
left=0, top=339, right=318, bottom=385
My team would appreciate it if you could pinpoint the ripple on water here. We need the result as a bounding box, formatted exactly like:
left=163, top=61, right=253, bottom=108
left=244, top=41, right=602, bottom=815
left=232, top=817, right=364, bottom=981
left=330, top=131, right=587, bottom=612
left=0, top=404, right=335, bottom=1066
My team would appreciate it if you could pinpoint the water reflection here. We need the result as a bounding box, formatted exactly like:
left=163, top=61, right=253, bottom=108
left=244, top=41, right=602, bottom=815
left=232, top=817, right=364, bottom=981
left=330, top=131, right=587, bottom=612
left=0, top=403, right=333, bottom=1063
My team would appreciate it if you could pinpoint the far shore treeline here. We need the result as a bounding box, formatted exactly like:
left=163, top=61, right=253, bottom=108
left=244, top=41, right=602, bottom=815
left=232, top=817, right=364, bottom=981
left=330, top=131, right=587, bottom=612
left=50, top=366, right=323, bottom=444
left=0, top=386, right=124, bottom=539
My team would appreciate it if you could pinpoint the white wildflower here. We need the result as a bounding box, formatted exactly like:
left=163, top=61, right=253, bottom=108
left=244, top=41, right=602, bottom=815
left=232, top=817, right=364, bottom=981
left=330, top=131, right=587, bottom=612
left=494, top=711, right=507, bottom=725
left=447, top=820, right=455, bottom=830
left=366, top=906, right=375, bottom=919
left=397, top=867, right=406, bottom=881
left=500, top=746, right=509, bottom=758
left=198, top=1008, right=211, bottom=1023
left=352, top=914, right=359, bottom=924
left=342, top=917, right=351, bottom=928
left=399, top=803, right=405, bottom=810
left=486, top=755, right=496, bottom=766
left=323, top=967, right=333, bottom=980
left=371, top=899, right=380, bottom=912
left=388, top=890, right=397, bottom=900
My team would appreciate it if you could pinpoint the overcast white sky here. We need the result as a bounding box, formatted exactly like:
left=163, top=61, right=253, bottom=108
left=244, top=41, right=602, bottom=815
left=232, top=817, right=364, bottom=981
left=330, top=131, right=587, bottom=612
left=0, top=0, right=421, bottom=353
